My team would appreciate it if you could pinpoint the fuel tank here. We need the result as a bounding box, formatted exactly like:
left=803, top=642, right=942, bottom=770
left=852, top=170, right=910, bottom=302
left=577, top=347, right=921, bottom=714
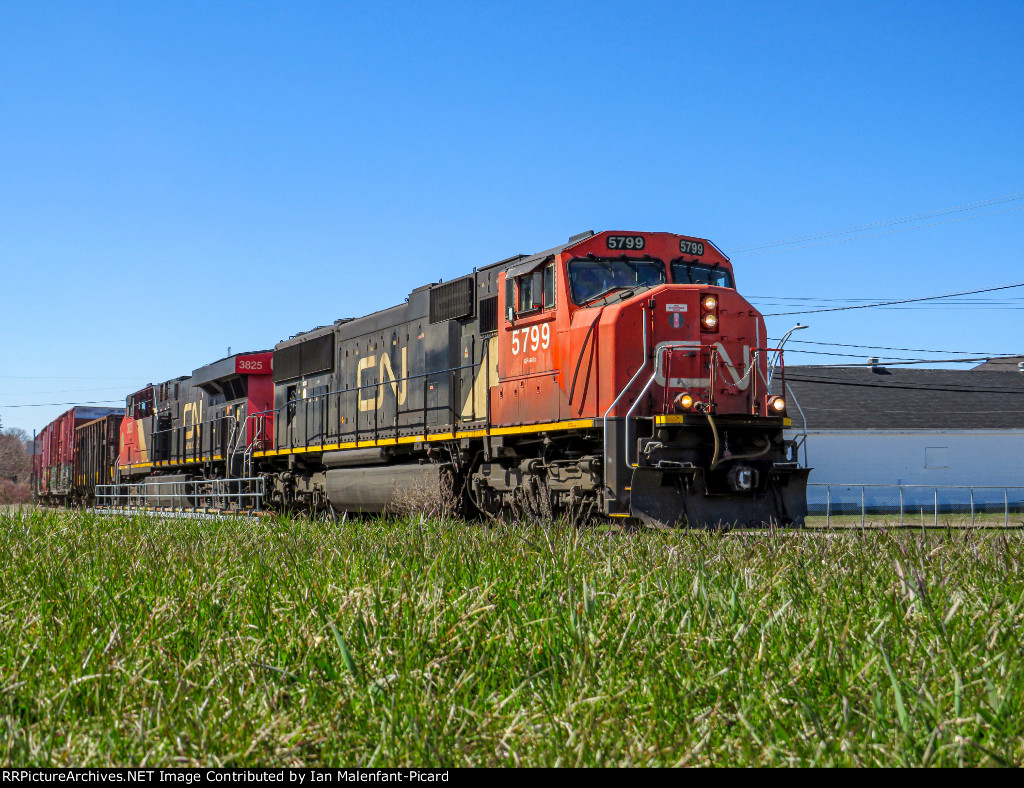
left=325, top=463, right=447, bottom=513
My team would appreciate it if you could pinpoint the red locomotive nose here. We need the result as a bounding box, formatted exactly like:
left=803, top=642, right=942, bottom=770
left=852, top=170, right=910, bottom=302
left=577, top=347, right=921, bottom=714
left=609, top=283, right=768, bottom=418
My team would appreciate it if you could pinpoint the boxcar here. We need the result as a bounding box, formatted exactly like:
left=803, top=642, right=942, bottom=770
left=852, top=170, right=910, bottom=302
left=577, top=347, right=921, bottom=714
left=36, top=406, right=122, bottom=504
left=75, top=413, right=123, bottom=503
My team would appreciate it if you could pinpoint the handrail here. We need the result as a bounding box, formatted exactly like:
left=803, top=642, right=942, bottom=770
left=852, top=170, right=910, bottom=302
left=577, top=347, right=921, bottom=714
left=623, top=340, right=702, bottom=468
left=264, top=360, right=484, bottom=449
left=96, top=476, right=265, bottom=513
left=602, top=307, right=649, bottom=474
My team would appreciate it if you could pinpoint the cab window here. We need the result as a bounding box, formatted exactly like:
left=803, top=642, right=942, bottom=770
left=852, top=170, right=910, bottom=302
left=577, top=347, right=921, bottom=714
left=543, top=264, right=555, bottom=308
left=128, top=390, right=153, bottom=418
left=670, top=261, right=734, bottom=288
left=517, top=275, right=535, bottom=312
left=568, top=259, right=666, bottom=305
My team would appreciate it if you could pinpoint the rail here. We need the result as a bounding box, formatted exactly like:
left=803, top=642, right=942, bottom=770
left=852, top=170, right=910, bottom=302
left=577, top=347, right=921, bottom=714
left=808, top=483, right=1024, bottom=527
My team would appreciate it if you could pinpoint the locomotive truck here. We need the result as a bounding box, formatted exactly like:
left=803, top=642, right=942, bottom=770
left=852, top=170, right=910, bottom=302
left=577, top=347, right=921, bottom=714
left=41, top=230, right=810, bottom=528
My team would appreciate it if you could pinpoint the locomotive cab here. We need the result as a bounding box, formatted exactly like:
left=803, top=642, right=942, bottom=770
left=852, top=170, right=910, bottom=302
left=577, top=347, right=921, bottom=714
left=494, top=230, right=808, bottom=528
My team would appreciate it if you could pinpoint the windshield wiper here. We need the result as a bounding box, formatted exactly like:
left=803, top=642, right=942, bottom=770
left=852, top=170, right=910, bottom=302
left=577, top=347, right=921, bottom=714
left=580, top=285, right=630, bottom=306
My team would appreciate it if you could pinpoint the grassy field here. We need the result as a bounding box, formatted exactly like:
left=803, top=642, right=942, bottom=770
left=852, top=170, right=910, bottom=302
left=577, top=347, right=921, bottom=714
left=0, top=509, right=1022, bottom=767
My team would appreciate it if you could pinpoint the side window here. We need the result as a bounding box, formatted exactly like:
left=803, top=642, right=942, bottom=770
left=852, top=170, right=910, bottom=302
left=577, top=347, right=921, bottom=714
left=286, top=385, right=298, bottom=423
left=543, top=264, right=555, bottom=308
left=517, top=275, right=534, bottom=312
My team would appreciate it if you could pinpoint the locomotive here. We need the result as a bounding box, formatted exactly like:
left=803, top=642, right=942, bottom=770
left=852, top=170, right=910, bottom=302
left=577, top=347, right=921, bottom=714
left=38, top=230, right=809, bottom=528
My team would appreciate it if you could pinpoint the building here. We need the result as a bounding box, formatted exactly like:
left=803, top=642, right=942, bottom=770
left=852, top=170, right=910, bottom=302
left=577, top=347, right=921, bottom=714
left=781, top=364, right=1024, bottom=490
left=972, top=356, right=1024, bottom=373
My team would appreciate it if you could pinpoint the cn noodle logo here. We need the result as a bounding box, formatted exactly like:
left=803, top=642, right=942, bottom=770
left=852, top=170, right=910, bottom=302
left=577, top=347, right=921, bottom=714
left=653, top=341, right=752, bottom=391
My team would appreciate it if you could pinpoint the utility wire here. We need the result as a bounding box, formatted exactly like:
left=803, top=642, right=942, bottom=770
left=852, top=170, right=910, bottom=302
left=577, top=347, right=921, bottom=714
left=0, top=401, right=123, bottom=409
left=754, top=295, right=1024, bottom=302
left=786, top=375, right=1024, bottom=395
left=762, top=280, right=1024, bottom=317
left=731, top=203, right=1024, bottom=259
left=0, top=374, right=142, bottom=381
left=781, top=349, right=996, bottom=362
left=789, top=355, right=1000, bottom=365
left=729, top=191, right=1024, bottom=253
left=0, top=386, right=135, bottom=397
left=769, top=338, right=1021, bottom=356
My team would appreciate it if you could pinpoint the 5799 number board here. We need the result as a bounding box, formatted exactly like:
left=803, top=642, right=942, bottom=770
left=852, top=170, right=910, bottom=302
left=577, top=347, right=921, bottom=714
left=606, top=235, right=645, bottom=250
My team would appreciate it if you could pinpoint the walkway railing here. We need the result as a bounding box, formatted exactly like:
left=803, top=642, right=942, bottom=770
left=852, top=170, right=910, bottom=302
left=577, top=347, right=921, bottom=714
left=808, top=483, right=1024, bottom=527
left=95, top=477, right=264, bottom=515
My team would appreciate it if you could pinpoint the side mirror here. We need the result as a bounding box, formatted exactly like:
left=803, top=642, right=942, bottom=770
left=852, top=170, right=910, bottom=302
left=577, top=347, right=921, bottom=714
left=505, top=278, right=515, bottom=323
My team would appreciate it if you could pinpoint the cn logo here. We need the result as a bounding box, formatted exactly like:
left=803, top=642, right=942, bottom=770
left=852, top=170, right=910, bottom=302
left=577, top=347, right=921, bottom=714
left=356, top=348, right=409, bottom=412
left=653, top=340, right=752, bottom=391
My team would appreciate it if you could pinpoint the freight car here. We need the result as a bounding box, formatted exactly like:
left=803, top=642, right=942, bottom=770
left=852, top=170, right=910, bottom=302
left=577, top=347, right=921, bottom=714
left=34, top=406, right=122, bottom=505
left=74, top=230, right=808, bottom=527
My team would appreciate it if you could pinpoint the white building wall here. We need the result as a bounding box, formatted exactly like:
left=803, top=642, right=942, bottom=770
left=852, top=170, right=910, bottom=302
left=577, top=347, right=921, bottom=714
left=786, top=430, right=1024, bottom=487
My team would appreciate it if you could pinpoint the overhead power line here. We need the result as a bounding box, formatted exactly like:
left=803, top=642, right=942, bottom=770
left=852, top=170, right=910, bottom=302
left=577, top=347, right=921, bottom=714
left=761, top=280, right=1024, bottom=317
left=729, top=191, right=1024, bottom=253
left=781, top=349, right=996, bottom=362
left=754, top=295, right=1024, bottom=303
left=0, top=400, right=123, bottom=409
left=0, top=386, right=135, bottom=397
left=769, top=338, right=1021, bottom=356
left=787, top=374, right=1024, bottom=395
left=790, top=355, right=1001, bottom=365
left=732, top=204, right=1024, bottom=258
left=0, top=375, right=141, bottom=381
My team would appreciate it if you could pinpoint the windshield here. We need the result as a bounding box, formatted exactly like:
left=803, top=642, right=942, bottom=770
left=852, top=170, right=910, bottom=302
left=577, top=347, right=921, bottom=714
left=670, top=261, right=734, bottom=288
left=568, top=259, right=666, bottom=305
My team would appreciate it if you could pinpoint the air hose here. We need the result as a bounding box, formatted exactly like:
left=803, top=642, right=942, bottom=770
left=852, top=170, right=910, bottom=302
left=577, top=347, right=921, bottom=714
left=707, top=412, right=722, bottom=471
left=707, top=411, right=772, bottom=470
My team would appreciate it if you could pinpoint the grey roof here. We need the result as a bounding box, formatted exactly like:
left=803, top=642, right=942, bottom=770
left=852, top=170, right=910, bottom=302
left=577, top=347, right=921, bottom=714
left=780, top=366, right=1024, bottom=431
left=504, top=243, right=572, bottom=280
left=191, top=351, right=272, bottom=386
left=972, top=356, right=1024, bottom=372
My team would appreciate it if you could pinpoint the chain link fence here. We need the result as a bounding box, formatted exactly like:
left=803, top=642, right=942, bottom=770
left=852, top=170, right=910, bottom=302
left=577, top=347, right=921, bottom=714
left=807, top=484, right=1024, bottom=528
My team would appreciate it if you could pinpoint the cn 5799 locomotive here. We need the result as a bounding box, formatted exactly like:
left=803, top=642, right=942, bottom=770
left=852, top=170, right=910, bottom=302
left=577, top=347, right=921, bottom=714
left=82, top=230, right=809, bottom=527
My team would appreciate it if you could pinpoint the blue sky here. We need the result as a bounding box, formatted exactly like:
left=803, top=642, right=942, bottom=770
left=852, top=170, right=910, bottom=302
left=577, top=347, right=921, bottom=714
left=2, top=1, right=1022, bottom=433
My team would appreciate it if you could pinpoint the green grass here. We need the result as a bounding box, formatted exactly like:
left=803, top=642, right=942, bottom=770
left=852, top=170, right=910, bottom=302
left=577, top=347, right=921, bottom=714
left=0, top=509, right=1022, bottom=767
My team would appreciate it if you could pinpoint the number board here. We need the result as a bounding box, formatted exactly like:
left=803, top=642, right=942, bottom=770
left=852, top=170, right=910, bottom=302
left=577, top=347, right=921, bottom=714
left=679, top=239, right=705, bottom=256
left=606, top=235, right=645, bottom=251
left=235, top=355, right=271, bottom=374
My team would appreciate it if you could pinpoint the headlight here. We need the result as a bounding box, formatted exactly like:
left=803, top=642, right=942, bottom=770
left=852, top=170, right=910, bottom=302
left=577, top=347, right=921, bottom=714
left=673, top=392, right=695, bottom=411
left=702, top=295, right=718, bottom=311
left=702, top=312, right=718, bottom=329
left=768, top=395, right=786, bottom=414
